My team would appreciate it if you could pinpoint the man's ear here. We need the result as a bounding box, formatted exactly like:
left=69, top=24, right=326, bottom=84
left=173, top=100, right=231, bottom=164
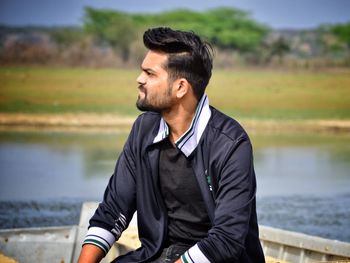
left=174, top=78, right=191, bottom=99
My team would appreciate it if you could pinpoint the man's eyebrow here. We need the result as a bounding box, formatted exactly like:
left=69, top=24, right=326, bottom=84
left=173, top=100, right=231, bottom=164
left=141, top=66, right=157, bottom=74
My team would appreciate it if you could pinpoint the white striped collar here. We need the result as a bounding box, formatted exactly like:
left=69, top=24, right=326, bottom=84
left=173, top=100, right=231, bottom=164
left=153, top=94, right=211, bottom=157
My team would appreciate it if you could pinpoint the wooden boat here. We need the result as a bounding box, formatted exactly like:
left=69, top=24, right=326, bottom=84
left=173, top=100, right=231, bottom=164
left=0, top=202, right=349, bottom=263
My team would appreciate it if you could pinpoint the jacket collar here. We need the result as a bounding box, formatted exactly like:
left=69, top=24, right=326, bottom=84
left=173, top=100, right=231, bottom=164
left=153, top=94, right=211, bottom=157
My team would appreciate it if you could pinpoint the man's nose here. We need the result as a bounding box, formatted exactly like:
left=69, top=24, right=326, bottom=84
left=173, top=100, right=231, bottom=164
left=136, top=73, right=145, bottom=85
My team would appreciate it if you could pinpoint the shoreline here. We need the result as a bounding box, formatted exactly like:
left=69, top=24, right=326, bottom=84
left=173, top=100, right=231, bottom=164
left=0, top=113, right=350, bottom=133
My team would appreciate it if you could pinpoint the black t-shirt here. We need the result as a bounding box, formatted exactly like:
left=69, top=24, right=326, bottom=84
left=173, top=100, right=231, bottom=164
left=158, top=138, right=211, bottom=246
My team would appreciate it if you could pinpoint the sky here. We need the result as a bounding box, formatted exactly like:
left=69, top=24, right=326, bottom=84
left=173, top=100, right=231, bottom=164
left=0, top=0, right=349, bottom=29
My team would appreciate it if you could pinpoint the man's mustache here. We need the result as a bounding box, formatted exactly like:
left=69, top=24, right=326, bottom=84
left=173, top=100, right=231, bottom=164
left=138, top=85, right=145, bottom=92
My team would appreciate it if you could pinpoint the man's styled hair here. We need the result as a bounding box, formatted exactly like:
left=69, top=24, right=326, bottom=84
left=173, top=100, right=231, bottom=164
left=143, top=27, right=213, bottom=100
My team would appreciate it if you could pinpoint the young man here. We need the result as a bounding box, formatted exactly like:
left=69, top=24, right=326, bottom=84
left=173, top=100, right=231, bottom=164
left=78, top=27, right=265, bottom=263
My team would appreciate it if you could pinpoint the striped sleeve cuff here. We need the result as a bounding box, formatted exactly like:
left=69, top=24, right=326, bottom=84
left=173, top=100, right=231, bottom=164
left=181, top=244, right=211, bottom=263
left=83, top=227, right=116, bottom=255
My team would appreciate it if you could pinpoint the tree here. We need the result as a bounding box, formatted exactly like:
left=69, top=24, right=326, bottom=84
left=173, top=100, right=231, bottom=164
left=135, top=8, right=269, bottom=52
left=330, top=23, right=350, bottom=48
left=49, top=27, right=85, bottom=48
left=268, top=37, right=290, bottom=63
left=84, top=7, right=137, bottom=62
left=318, top=22, right=350, bottom=64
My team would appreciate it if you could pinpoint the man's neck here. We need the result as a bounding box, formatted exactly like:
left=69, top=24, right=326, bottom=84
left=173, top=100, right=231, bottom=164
left=162, top=100, right=197, bottom=144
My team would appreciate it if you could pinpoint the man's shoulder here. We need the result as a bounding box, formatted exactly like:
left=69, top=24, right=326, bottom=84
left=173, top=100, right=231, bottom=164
left=135, top=111, right=161, bottom=125
left=131, top=111, right=161, bottom=136
left=208, top=106, right=249, bottom=143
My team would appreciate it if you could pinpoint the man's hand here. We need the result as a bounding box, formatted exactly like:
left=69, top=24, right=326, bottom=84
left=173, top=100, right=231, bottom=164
left=77, top=244, right=105, bottom=263
left=174, top=259, right=182, bottom=263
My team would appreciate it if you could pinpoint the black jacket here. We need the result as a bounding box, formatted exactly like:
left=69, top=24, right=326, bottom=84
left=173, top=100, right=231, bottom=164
left=85, top=100, right=265, bottom=262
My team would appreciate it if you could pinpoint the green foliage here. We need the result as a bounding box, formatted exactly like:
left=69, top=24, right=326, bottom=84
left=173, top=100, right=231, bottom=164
left=317, top=22, right=350, bottom=63
left=269, top=37, right=290, bottom=61
left=84, top=7, right=119, bottom=39
left=49, top=27, right=85, bottom=47
left=202, top=8, right=269, bottom=51
left=330, top=22, right=350, bottom=47
left=84, top=7, right=137, bottom=61
left=82, top=7, right=270, bottom=57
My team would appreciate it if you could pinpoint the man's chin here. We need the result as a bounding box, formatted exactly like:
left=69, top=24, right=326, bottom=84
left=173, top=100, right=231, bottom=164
left=136, top=105, right=147, bottom=112
left=136, top=102, right=161, bottom=113
left=136, top=100, right=150, bottom=112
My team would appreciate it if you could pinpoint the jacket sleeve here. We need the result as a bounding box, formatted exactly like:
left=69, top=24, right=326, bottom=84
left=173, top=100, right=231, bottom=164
left=181, top=138, right=257, bottom=263
left=82, top=127, right=137, bottom=256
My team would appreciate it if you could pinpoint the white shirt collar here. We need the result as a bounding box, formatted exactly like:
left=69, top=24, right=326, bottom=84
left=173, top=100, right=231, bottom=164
left=153, top=94, right=211, bottom=157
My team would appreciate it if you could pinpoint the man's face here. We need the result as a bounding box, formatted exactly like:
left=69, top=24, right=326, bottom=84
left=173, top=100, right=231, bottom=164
left=136, top=51, right=175, bottom=112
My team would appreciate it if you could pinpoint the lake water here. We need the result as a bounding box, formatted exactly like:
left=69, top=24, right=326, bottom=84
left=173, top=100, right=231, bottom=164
left=0, top=130, right=349, bottom=242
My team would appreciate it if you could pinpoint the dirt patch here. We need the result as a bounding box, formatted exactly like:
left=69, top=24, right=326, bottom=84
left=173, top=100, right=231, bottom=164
left=0, top=252, right=18, bottom=263
left=0, top=113, right=135, bottom=127
left=0, top=113, right=350, bottom=133
left=0, top=113, right=135, bottom=133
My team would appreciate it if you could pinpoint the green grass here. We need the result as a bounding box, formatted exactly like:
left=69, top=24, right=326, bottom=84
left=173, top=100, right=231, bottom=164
left=208, top=69, right=350, bottom=120
left=0, top=66, right=350, bottom=120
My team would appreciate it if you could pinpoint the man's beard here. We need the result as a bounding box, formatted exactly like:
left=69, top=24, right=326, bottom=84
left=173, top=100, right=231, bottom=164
left=136, top=88, right=152, bottom=112
left=136, top=85, right=173, bottom=113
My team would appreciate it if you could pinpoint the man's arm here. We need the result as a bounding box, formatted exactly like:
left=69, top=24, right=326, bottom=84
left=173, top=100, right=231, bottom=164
left=78, top=121, right=139, bottom=261
left=78, top=244, right=104, bottom=263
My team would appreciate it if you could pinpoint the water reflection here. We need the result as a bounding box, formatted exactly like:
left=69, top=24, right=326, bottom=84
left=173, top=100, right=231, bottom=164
left=0, top=130, right=349, bottom=241
left=0, top=131, right=349, bottom=200
left=255, top=147, right=350, bottom=196
left=0, top=131, right=127, bottom=201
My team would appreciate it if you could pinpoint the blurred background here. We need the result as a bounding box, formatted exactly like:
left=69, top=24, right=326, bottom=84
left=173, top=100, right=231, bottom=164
left=1, top=0, right=350, bottom=68
left=0, top=0, right=349, bottom=243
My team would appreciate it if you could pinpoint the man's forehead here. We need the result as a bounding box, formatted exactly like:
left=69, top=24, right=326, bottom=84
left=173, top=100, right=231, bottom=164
left=141, top=50, right=168, bottom=69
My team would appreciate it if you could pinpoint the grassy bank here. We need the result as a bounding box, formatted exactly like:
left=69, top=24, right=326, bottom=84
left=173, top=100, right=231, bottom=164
left=0, top=67, right=349, bottom=120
